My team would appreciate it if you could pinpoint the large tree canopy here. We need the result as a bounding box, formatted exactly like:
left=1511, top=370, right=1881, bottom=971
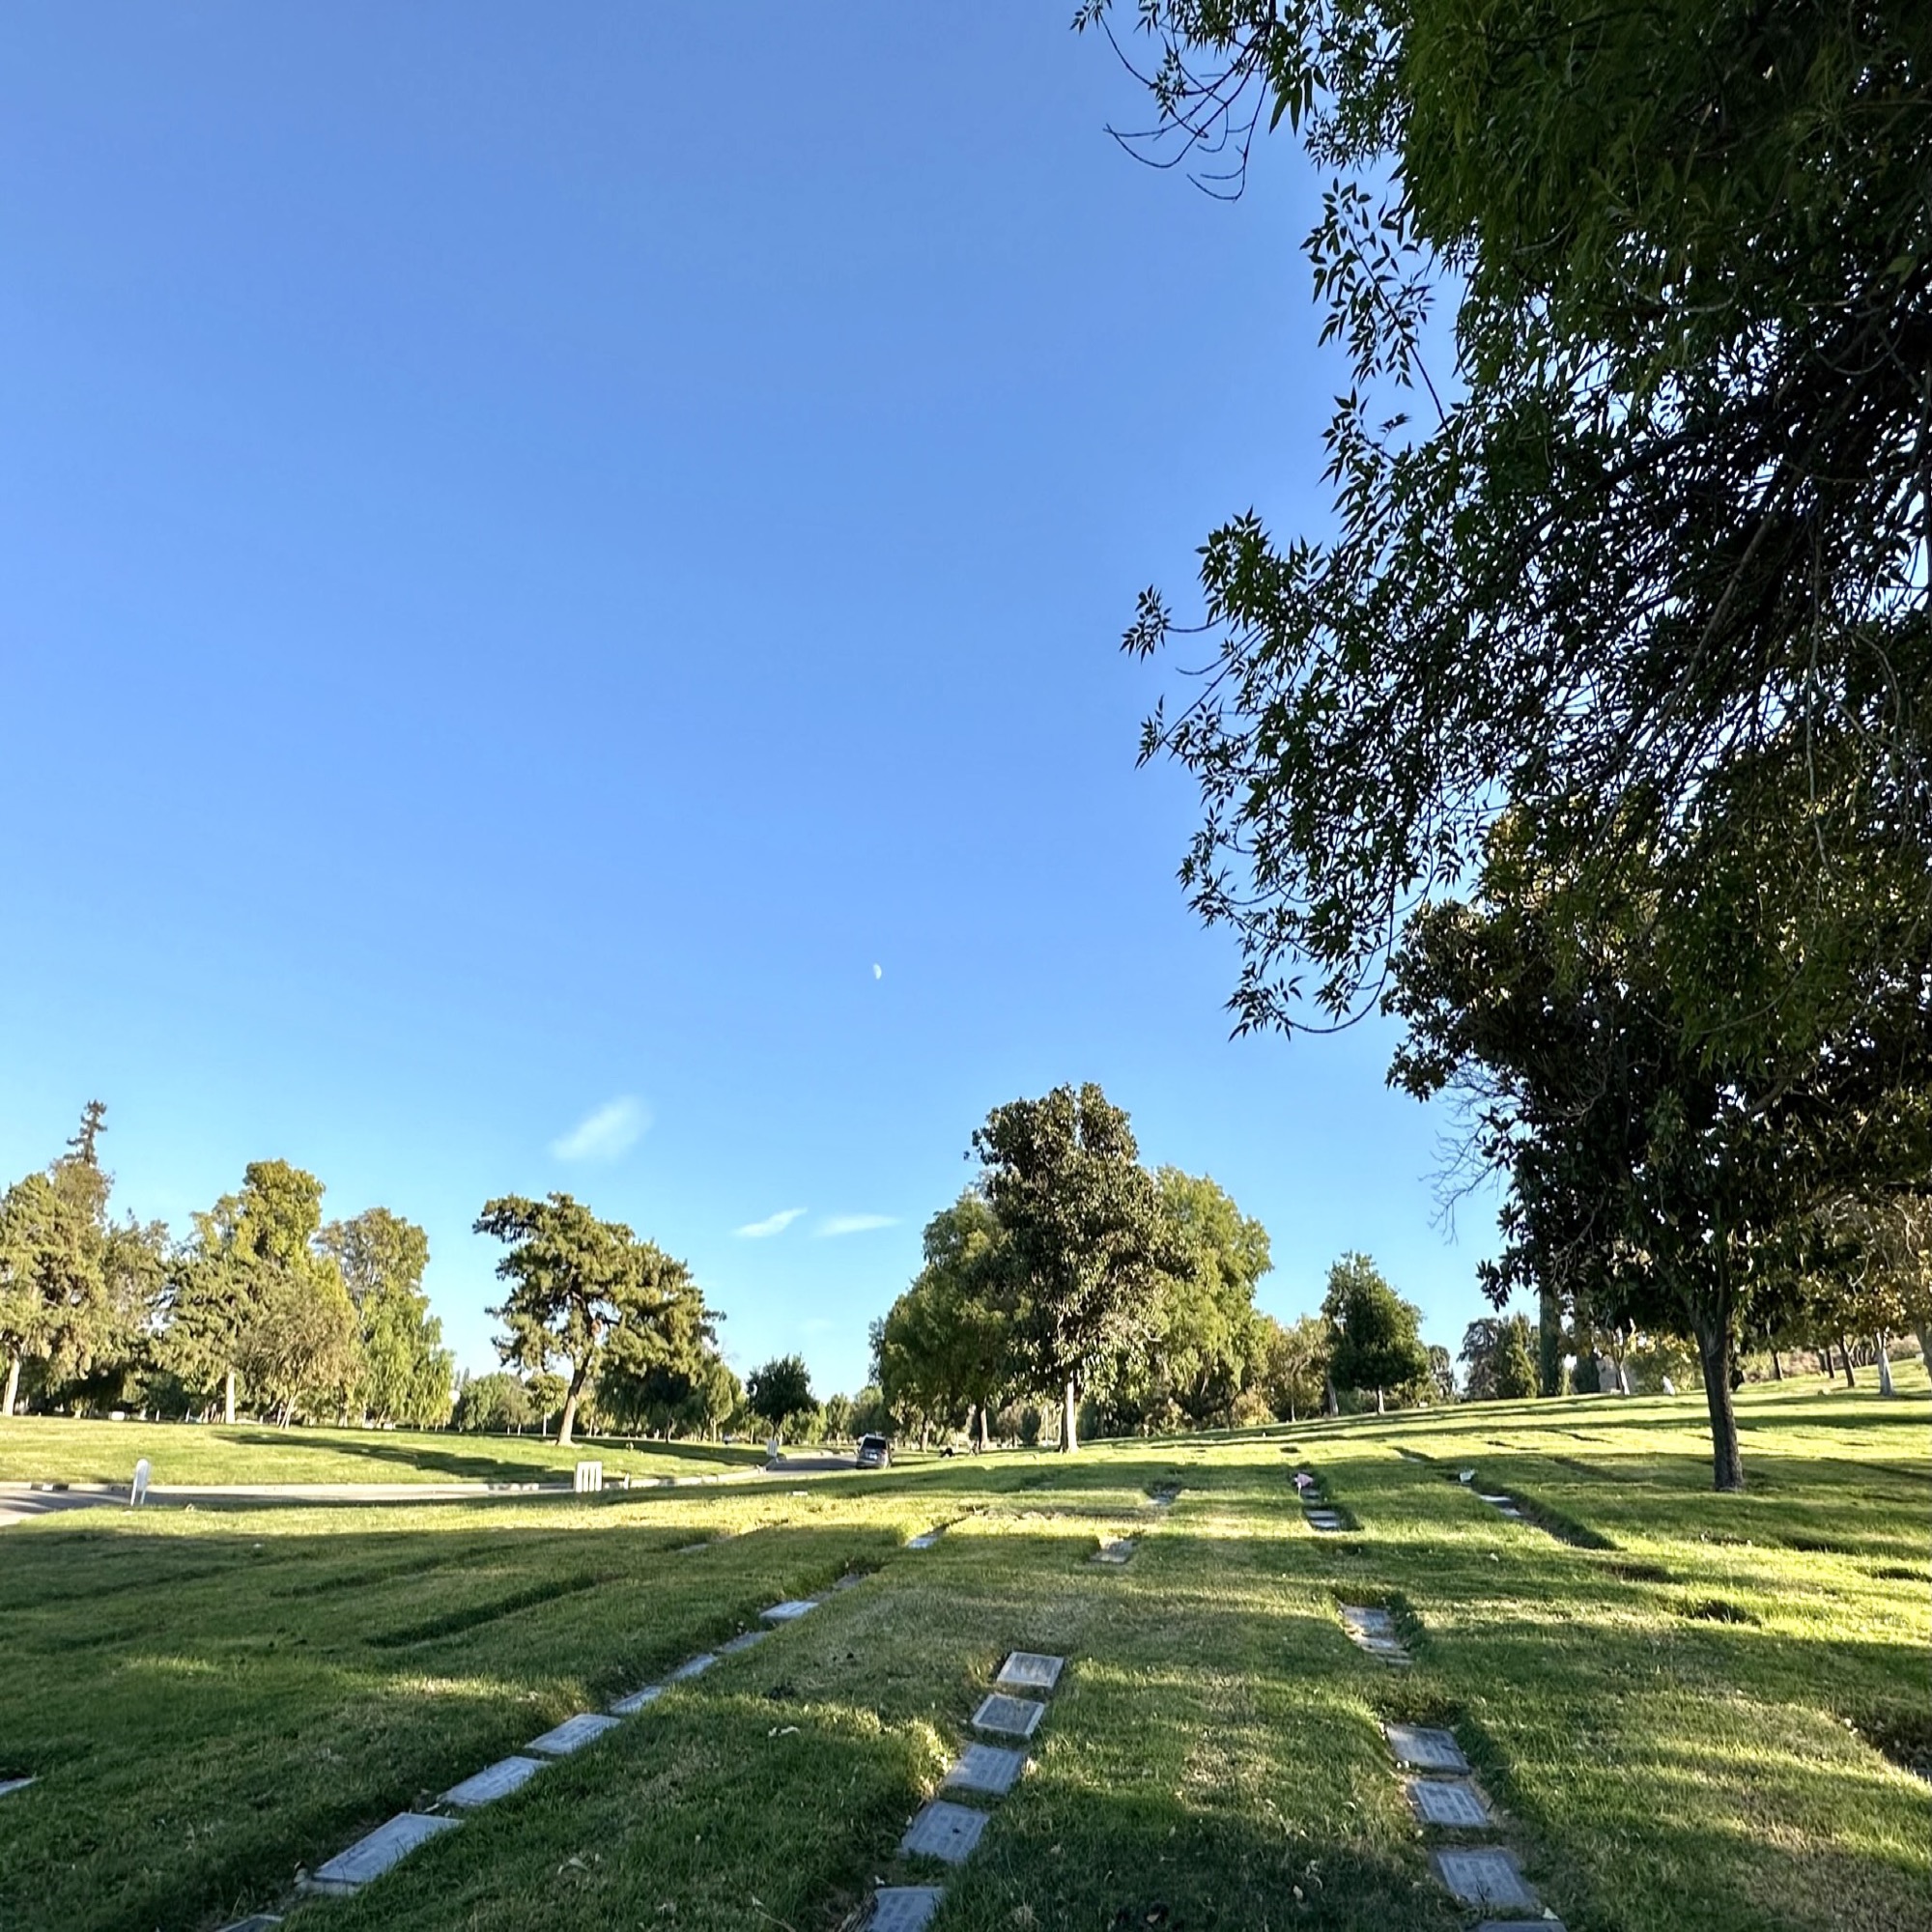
left=1091, top=0, right=1930, bottom=1034
left=971, top=1084, right=1171, bottom=1452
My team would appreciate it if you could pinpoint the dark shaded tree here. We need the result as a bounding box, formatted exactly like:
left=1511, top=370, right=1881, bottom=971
left=1460, top=1315, right=1537, bottom=1403
left=745, top=1353, right=816, bottom=1444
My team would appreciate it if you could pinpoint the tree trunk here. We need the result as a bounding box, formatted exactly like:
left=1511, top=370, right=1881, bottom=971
left=1061, top=1378, right=1078, bottom=1454
left=1838, top=1336, right=1857, bottom=1388
left=557, top=1386, right=582, bottom=1449
left=223, top=1366, right=237, bottom=1426
left=1692, top=1313, right=1745, bottom=1492
left=1874, top=1339, right=1895, bottom=1397
left=1322, top=1375, right=1339, bottom=1417
left=1770, top=1349, right=1783, bottom=1381
left=1, top=1353, right=18, bottom=1418
left=1537, top=1283, right=1563, bottom=1397
left=973, top=1404, right=989, bottom=1454
left=1917, top=1326, right=1932, bottom=1372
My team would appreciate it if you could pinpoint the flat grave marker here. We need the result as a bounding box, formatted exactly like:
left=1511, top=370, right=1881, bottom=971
left=899, top=1800, right=989, bottom=1864
left=305, top=1812, right=460, bottom=1895
left=1432, top=1848, right=1540, bottom=1911
left=441, top=1755, right=546, bottom=1808
left=215, top=1917, right=283, bottom=1931
left=0, top=1777, right=36, bottom=1799
left=610, top=1684, right=665, bottom=1715
left=865, top=1886, right=947, bottom=1931
left=668, top=1653, right=717, bottom=1682
left=906, top=1531, right=942, bottom=1549
left=941, top=1742, right=1029, bottom=1798
left=1406, top=1776, right=1494, bottom=1828
left=721, top=1630, right=770, bottom=1654
left=972, top=1692, right=1046, bottom=1739
left=995, top=1651, right=1065, bottom=1692
left=1385, top=1723, right=1470, bottom=1772
left=1354, top=1635, right=1412, bottom=1664
left=1093, top=1539, right=1136, bottom=1564
left=761, top=1600, right=818, bottom=1623
left=527, top=1712, right=621, bottom=1757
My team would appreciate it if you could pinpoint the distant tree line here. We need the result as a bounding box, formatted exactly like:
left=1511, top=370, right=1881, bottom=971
left=0, top=1104, right=450, bottom=1426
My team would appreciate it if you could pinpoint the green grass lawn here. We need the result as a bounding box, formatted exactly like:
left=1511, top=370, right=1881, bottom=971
left=0, top=1417, right=768, bottom=1487
left=0, top=1378, right=1924, bottom=1932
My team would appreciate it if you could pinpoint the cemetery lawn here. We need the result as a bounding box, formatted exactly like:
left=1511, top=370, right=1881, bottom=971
left=0, top=1377, right=1923, bottom=1932
left=0, top=1417, right=768, bottom=1488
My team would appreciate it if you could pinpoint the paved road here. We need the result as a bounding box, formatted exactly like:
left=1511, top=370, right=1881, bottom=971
left=0, top=1458, right=864, bottom=1527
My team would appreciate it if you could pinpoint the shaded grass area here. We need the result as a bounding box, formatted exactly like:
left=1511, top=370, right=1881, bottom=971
left=0, top=1416, right=767, bottom=1486
left=0, top=1383, right=1924, bottom=1932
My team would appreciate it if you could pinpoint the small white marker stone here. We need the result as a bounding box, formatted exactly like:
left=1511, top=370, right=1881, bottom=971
left=1385, top=1723, right=1469, bottom=1772
left=906, top=1532, right=941, bottom=1549
left=761, top=1600, right=818, bottom=1622
left=129, top=1458, right=151, bottom=1507
left=942, top=1743, right=1028, bottom=1797
left=1432, top=1848, right=1539, bottom=1910
left=441, top=1755, right=546, bottom=1808
left=866, top=1887, right=947, bottom=1931
left=0, top=1777, right=36, bottom=1799
left=305, top=1812, right=460, bottom=1894
left=1093, top=1539, right=1136, bottom=1564
left=995, top=1651, right=1065, bottom=1691
left=972, top=1692, right=1045, bottom=1739
left=1406, top=1776, right=1494, bottom=1828
left=610, top=1684, right=665, bottom=1715
left=899, top=1799, right=989, bottom=1864
left=526, top=1712, right=621, bottom=1757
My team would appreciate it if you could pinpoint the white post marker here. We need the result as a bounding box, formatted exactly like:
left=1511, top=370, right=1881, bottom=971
left=574, top=1460, right=604, bottom=1493
left=129, top=1458, right=152, bottom=1507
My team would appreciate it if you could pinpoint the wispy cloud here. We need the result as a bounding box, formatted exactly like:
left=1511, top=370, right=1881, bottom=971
left=550, top=1096, right=649, bottom=1162
left=736, top=1207, right=806, bottom=1239
left=817, top=1213, right=897, bottom=1237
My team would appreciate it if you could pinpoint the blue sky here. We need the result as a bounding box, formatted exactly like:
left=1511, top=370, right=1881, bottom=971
left=0, top=5, right=1505, bottom=1394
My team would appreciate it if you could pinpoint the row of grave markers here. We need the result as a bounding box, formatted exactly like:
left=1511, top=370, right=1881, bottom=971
left=213, top=1520, right=956, bottom=1930
left=1382, top=1720, right=1560, bottom=1928
left=1293, top=1466, right=1350, bottom=1534
left=859, top=1648, right=1069, bottom=1932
